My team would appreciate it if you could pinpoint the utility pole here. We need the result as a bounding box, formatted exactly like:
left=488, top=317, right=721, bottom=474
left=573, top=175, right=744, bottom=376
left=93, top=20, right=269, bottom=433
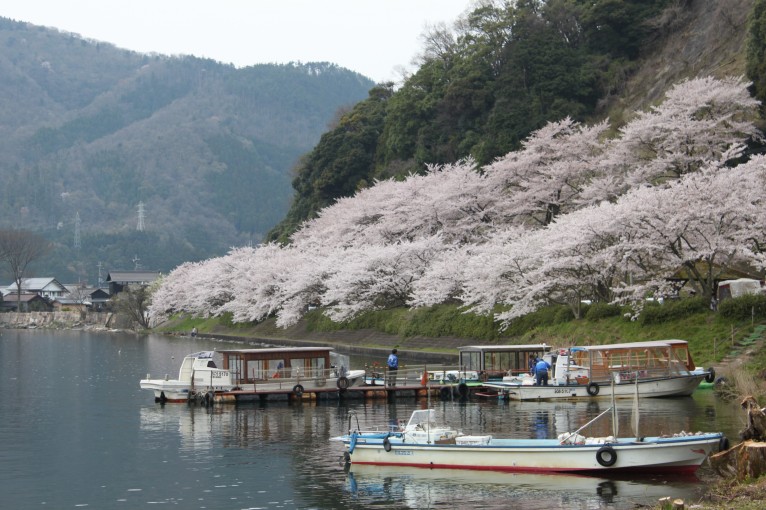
left=74, top=212, right=81, bottom=249
left=97, top=261, right=103, bottom=287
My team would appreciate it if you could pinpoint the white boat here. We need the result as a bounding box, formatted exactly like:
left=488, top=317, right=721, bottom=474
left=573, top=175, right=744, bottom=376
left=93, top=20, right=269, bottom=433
left=140, top=347, right=365, bottom=403
left=483, top=340, right=713, bottom=401
left=140, top=351, right=235, bottom=403
left=334, top=408, right=726, bottom=474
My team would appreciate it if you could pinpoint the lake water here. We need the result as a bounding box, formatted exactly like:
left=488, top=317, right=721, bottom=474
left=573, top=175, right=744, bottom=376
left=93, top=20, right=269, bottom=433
left=0, top=330, right=745, bottom=509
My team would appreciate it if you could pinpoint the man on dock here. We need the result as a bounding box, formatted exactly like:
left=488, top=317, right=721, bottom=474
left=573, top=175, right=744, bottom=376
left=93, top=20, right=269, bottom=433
left=387, top=349, right=399, bottom=387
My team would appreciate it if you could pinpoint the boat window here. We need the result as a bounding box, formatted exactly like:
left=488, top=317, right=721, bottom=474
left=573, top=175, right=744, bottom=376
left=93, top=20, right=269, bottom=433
left=207, top=360, right=217, bottom=368
left=270, top=359, right=285, bottom=378
left=228, top=355, right=243, bottom=382
left=670, top=345, right=694, bottom=370
left=289, top=358, right=306, bottom=378
left=246, top=359, right=266, bottom=381
left=459, top=351, right=481, bottom=371
left=483, top=351, right=515, bottom=372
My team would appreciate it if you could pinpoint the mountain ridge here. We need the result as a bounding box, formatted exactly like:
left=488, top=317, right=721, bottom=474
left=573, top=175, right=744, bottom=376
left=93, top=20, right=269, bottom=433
left=0, top=16, right=375, bottom=282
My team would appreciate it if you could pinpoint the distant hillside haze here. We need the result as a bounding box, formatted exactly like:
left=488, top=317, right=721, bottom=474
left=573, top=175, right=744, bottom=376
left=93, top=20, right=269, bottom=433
left=0, top=16, right=374, bottom=282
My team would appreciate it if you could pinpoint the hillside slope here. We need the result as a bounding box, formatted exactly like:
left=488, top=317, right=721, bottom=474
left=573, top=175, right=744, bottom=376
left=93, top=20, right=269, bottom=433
left=610, top=0, right=752, bottom=116
left=0, top=17, right=374, bottom=281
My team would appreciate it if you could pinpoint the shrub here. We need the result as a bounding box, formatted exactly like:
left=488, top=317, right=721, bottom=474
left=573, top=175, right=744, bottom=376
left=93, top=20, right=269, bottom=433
left=718, top=293, right=766, bottom=320
left=555, top=306, right=576, bottom=323
left=639, top=297, right=707, bottom=325
left=585, top=303, right=622, bottom=321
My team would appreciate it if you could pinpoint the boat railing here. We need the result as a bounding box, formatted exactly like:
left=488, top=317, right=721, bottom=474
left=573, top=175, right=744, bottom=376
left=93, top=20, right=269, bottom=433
left=240, top=367, right=351, bottom=390
left=579, top=363, right=693, bottom=385
left=364, top=364, right=475, bottom=387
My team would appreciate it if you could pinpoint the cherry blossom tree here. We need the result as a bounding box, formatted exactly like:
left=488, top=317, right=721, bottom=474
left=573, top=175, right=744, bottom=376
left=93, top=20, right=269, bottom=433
left=291, top=159, right=493, bottom=249
left=321, top=236, right=445, bottom=322
left=607, top=156, right=766, bottom=303
left=582, top=76, right=761, bottom=204
left=147, top=75, right=764, bottom=332
left=482, top=117, right=609, bottom=226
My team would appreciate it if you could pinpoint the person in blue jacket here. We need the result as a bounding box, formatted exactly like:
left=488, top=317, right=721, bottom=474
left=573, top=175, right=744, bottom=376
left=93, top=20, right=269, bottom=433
left=386, top=349, right=399, bottom=387
left=534, top=358, right=551, bottom=386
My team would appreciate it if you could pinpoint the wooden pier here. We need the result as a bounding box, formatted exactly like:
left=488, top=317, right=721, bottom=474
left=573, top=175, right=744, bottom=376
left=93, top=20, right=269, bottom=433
left=213, top=382, right=472, bottom=404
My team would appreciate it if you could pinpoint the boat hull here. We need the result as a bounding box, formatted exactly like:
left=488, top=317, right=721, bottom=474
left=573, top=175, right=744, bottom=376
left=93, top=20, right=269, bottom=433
left=139, top=379, right=231, bottom=403
left=485, top=374, right=706, bottom=401
left=140, top=370, right=365, bottom=402
left=341, top=433, right=723, bottom=474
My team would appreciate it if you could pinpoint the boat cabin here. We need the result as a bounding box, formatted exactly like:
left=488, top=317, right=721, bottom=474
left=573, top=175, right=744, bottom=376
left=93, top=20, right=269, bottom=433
left=458, top=344, right=551, bottom=380
left=220, top=347, right=340, bottom=385
left=564, top=339, right=697, bottom=385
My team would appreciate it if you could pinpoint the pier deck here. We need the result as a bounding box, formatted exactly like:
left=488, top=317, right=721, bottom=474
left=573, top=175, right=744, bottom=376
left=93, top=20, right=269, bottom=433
left=213, top=382, right=473, bottom=403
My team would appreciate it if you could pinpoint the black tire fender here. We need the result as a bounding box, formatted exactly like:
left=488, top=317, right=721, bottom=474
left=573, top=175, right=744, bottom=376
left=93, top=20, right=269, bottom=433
left=457, top=382, right=469, bottom=398
left=596, top=445, right=617, bottom=467
left=587, top=382, right=600, bottom=396
left=719, top=435, right=730, bottom=452
left=705, top=367, right=716, bottom=384
left=383, top=436, right=392, bottom=452
left=293, top=384, right=304, bottom=397
left=337, top=376, right=350, bottom=390
left=439, top=386, right=452, bottom=400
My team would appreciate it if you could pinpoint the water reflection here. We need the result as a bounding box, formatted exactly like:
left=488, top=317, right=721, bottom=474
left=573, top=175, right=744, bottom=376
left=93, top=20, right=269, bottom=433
left=345, top=464, right=701, bottom=510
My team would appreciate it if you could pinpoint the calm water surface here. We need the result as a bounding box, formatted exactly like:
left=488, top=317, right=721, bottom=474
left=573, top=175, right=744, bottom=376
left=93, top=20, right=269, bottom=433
left=0, top=330, right=745, bottom=509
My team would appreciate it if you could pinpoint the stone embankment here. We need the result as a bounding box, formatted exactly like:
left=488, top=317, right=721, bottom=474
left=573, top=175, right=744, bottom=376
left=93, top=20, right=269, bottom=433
left=0, top=311, right=113, bottom=329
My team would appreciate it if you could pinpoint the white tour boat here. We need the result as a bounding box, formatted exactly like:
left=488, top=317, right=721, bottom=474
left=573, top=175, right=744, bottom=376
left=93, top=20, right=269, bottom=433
left=140, top=347, right=365, bottom=403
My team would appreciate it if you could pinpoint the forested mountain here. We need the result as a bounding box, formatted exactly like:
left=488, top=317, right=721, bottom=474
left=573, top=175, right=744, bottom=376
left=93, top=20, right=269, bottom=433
left=0, top=16, right=374, bottom=281
left=268, top=0, right=760, bottom=241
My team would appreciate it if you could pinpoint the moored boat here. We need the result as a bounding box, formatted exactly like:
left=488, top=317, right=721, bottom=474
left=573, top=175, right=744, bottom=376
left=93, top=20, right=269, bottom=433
left=140, top=347, right=365, bottom=402
left=483, top=340, right=714, bottom=401
left=334, top=408, right=727, bottom=474
left=140, top=351, right=235, bottom=403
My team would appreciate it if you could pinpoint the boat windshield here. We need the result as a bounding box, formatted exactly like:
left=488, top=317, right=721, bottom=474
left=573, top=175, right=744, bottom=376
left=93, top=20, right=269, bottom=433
left=406, top=410, right=436, bottom=430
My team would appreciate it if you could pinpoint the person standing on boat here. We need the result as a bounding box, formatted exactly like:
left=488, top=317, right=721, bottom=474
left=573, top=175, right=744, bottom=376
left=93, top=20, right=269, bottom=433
left=387, top=349, right=399, bottom=387
left=191, top=327, right=197, bottom=337
left=528, top=355, right=538, bottom=376
left=534, top=357, right=551, bottom=386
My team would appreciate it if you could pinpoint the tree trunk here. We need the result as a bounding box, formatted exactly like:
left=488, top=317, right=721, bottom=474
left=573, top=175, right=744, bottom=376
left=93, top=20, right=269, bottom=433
left=710, top=441, right=766, bottom=481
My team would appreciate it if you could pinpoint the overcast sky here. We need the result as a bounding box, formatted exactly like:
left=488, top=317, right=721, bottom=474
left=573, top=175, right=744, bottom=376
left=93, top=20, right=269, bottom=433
left=2, top=0, right=472, bottom=83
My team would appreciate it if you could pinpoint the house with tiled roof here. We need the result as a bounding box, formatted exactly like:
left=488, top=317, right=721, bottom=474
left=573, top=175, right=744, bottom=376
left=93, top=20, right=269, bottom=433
left=0, top=293, right=52, bottom=312
left=62, top=284, right=112, bottom=311
left=2, top=277, right=68, bottom=300
left=106, top=270, right=160, bottom=295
